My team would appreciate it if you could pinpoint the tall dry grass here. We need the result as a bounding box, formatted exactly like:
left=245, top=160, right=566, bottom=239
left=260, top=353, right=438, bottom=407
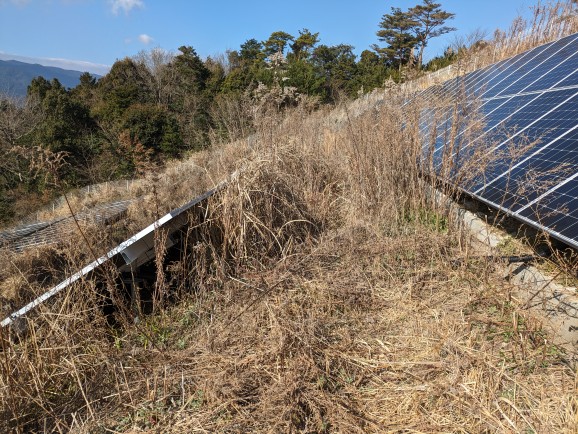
left=1, top=3, right=578, bottom=430
left=404, top=0, right=578, bottom=92
left=0, top=79, right=575, bottom=432
left=490, top=0, right=578, bottom=64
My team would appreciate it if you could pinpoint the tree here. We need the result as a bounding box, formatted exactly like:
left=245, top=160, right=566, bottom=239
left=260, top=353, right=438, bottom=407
left=425, top=46, right=457, bottom=71
left=239, top=38, right=264, bottom=62
left=312, top=44, right=358, bottom=100
left=0, top=95, right=42, bottom=151
left=204, top=56, right=226, bottom=95
left=374, top=7, right=419, bottom=70
left=0, top=95, right=43, bottom=221
left=92, top=57, right=152, bottom=123
left=27, top=78, right=96, bottom=184
left=409, top=0, right=456, bottom=69
left=222, top=39, right=268, bottom=94
left=166, top=46, right=213, bottom=150
left=120, top=103, right=182, bottom=156
left=70, top=72, right=98, bottom=107
left=171, top=46, right=211, bottom=94
left=355, top=50, right=390, bottom=93
left=133, top=48, right=175, bottom=106
left=374, top=1, right=456, bottom=72
left=285, top=59, right=325, bottom=96
left=290, top=29, right=320, bottom=61
left=263, top=31, right=294, bottom=57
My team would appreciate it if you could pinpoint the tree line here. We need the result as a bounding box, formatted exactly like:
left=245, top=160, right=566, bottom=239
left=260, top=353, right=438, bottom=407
left=0, top=0, right=455, bottom=224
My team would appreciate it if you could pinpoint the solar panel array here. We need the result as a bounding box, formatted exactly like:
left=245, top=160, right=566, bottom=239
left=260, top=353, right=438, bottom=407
left=1, top=183, right=223, bottom=327
left=0, top=200, right=133, bottom=252
left=418, top=32, right=578, bottom=250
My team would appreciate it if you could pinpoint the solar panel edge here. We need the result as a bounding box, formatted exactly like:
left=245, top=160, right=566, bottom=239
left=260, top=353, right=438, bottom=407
left=468, top=190, right=578, bottom=250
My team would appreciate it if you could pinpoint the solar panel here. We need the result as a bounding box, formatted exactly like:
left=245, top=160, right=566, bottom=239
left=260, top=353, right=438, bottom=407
left=418, top=32, right=578, bottom=250
left=0, top=199, right=133, bottom=252
left=0, top=183, right=224, bottom=327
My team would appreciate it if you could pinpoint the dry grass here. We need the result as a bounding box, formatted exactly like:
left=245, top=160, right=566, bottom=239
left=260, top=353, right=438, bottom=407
left=89, top=227, right=573, bottom=433
left=404, top=0, right=578, bottom=92
left=1, top=3, right=578, bottom=430
left=488, top=0, right=578, bottom=65
left=0, top=87, right=575, bottom=433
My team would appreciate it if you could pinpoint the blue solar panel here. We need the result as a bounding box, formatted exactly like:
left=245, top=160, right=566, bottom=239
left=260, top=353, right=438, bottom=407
left=480, top=43, right=558, bottom=98
left=553, top=69, right=578, bottom=89
left=418, top=32, right=578, bottom=249
left=517, top=175, right=578, bottom=244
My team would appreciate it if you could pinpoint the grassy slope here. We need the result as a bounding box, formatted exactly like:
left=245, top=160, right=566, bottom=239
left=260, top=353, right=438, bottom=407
left=1, top=88, right=576, bottom=433
left=87, top=226, right=575, bottom=432
left=2, top=2, right=578, bottom=431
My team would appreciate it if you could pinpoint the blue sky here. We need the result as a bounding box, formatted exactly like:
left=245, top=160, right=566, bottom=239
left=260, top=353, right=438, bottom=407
left=0, top=0, right=535, bottom=74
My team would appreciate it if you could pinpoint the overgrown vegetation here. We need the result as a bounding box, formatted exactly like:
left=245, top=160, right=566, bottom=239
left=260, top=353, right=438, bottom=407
left=1, top=70, right=577, bottom=434
left=0, top=1, right=577, bottom=432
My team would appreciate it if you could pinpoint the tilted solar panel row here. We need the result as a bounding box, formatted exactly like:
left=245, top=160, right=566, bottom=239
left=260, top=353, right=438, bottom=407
left=417, top=32, right=578, bottom=249
left=0, top=200, right=133, bottom=252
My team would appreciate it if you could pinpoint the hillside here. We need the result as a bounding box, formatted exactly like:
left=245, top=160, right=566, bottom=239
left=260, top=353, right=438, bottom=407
left=0, top=87, right=577, bottom=433
left=0, top=2, right=577, bottom=432
left=0, top=59, right=94, bottom=97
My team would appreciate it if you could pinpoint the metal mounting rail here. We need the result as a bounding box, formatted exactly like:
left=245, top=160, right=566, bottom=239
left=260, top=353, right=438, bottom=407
left=0, top=176, right=233, bottom=328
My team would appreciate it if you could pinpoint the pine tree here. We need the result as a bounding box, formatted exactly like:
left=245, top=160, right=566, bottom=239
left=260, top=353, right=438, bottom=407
left=373, top=7, right=419, bottom=70
left=409, top=0, right=456, bottom=69
left=374, top=1, right=456, bottom=71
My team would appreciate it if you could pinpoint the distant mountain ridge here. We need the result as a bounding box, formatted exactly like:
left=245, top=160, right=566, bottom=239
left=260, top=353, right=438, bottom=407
left=0, top=59, right=100, bottom=98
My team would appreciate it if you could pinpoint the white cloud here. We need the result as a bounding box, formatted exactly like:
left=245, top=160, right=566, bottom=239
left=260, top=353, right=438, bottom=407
left=109, top=0, right=143, bottom=15
left=138, top=34, right=153, bottom=45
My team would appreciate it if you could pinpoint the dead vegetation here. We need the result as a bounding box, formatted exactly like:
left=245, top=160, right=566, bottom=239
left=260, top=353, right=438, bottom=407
left=0, top=84, right=575, bottom=433
left=1, top=2, right=578, bottom=431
